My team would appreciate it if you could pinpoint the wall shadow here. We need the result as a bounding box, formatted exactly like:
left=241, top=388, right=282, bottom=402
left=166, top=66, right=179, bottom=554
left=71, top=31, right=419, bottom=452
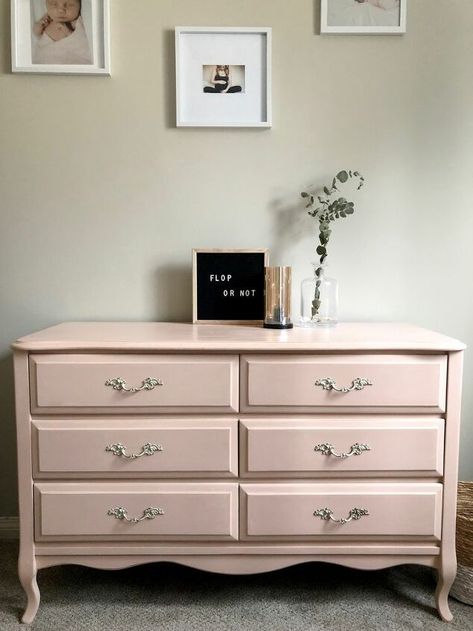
left=0, top=354, right=18, bottom=516
left=153, top=264, right=193, bottom=322
left=1, top=0, right=12, bottom=75
left=314, top=0, right=322, bottom=35
left=163, top=29, right=176, bottom=129
left=269, top=193, right=310, bottom=263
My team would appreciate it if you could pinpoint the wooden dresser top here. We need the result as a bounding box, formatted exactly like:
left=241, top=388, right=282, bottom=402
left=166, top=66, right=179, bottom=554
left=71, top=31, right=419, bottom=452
left=12, top=322, right=466, bottom=352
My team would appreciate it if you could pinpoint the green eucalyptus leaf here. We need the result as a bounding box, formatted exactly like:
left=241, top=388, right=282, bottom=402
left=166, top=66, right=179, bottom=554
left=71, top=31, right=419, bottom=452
left=316, top=245, right=326, bottom=256
left=301, top=192, right=308, bottom=198
left=336, top=170, right=348, bottom=183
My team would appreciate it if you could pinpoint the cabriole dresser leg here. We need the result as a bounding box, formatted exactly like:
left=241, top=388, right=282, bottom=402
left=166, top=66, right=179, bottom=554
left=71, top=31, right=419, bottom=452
left=18, top=558, right=40, bottom=624
left=435, top=560, right=456, bottom=622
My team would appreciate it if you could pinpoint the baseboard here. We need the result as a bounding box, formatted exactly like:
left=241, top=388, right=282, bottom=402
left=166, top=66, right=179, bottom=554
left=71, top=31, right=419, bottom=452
left=0, top=516, right=19, bottom=540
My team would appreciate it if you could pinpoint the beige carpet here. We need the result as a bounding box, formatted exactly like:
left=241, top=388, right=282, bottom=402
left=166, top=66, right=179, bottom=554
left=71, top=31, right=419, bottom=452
left=0, top=542, right=472, bottom=630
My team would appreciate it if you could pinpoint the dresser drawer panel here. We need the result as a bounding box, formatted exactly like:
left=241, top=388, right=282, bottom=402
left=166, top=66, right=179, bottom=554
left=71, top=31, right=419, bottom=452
left=30, top=354, right=239, bottom=414
left=240, top=483, right=442, bottom=540
left=34, top=482, right=238, bottom=541
left=241, top=354, right=447, bottom=412
left=240, top=418, right=444, bottom=477
left=33, top=419, right=238, bottom=478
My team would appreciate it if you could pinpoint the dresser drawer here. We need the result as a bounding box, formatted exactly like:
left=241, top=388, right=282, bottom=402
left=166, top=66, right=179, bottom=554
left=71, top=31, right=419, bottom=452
left=241, top=354, right=447, bottom=413
left=34, top=482, right=238, bottom=541
left=240, top=483, right=442, bottom=540
left=30, top=354, right=239, bottom=414
left=240, top=418, right=444, bottom=477
left=33, top=418, right=238, bottom=478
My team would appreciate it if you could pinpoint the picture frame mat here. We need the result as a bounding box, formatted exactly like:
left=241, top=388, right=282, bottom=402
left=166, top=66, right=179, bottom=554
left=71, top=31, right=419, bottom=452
left=176, top=27, right=272, bottom=127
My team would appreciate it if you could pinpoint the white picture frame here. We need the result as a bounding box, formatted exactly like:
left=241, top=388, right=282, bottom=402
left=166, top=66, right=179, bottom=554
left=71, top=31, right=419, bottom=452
left=321, top=0, right=407, bottom=35
left=11, top=0, right=111, bottom=74
left=175, top=27, right=272, bottom=128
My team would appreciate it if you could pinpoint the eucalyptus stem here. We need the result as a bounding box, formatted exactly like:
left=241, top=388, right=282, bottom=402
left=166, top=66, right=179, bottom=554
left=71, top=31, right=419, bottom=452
left=301, top=170, right=365, bottom=318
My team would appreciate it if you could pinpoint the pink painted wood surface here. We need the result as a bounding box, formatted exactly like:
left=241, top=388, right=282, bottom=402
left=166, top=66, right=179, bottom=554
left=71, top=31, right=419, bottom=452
left=35, top=554, right=439, bottom=575
left=240, top=483, right=443, bottom=540
left=241, top=354, right=447, bottom=412
left=30, top=354, right=239, bottom=414
left=33, top=418, right=238, bottom=478
left=14, top=351, right=40, bottom=623
left=436, top=351, right=464, bottom=621
left=240, top=418, right=444, bottom=477
left=34, top=482, right=238, bottom=541
left=11, top=322, right=466, bottom=623
left=13, top=322, right=466, bottom=352
left=34, top=542, right=440, bottom=556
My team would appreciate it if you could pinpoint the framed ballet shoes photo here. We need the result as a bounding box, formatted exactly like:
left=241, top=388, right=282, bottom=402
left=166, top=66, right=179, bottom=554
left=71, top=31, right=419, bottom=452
left=175, top=27, right=272, bottom=128
left=11, top=0, right=111, bottom=74
left=321, top=0, right=407, bottom=34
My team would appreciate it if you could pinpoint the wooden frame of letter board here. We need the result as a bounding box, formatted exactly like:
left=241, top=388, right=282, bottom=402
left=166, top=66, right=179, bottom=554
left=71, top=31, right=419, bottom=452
left=192, top=248, right=269, bottom=324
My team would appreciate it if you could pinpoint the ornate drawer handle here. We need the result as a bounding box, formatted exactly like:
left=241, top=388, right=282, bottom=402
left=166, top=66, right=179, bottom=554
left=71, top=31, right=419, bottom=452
left=314, top=377, right=373, bottom=393
left=107, top=506, right=165, bottom=522
left=313, top=507, right=369, bottom=524
left=106, top=442, right=163, bottom=459
left=105, top=377, right=163, bottom=392
left=314, top=442, right=371, bottom=459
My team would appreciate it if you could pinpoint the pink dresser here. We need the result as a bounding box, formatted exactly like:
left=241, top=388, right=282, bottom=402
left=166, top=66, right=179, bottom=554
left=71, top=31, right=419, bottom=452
left=12, top=322, right=465, bottom=623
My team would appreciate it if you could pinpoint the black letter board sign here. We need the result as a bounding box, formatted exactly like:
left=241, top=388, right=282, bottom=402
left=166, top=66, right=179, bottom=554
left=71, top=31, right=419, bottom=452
left=193, top=249, right=269, bottom=324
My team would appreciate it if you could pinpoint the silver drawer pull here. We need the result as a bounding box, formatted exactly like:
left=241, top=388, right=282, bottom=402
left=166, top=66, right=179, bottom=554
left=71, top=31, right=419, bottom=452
left=314, top=377, right=372, bottom=393
left=313, top=507, right=369, bottom=524
left=105, top=377, right=163, bottom=392
left=107, top=506, right=165, bottom=522
left=106, top=442, right=163, bottom=459
left=314, top=442, right=371, bottom=459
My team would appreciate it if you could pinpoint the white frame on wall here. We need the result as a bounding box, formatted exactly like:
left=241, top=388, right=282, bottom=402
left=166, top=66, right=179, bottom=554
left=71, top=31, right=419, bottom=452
left=175, top=26, right=272, bottom=128
left=321, top=0, right=407, bottom=35
left=11, top=0, right=111, bottom=74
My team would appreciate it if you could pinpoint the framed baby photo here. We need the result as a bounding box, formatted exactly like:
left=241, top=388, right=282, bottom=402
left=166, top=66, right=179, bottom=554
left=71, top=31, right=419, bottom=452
left=321, top=0, right=407, bottom=34
left=175, top=27, right=272, bottom=127
left=192, top=248, right=269, bottom=324
left=11, top=0, right=111, bottom=74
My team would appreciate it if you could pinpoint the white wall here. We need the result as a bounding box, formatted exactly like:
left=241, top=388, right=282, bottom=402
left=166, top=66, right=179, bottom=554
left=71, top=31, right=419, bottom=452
left=0, top=0, right=472, bottom=516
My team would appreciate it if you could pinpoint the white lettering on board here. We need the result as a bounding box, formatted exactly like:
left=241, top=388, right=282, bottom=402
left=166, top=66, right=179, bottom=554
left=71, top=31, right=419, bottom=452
left=209, top=274, right=232, bottom=282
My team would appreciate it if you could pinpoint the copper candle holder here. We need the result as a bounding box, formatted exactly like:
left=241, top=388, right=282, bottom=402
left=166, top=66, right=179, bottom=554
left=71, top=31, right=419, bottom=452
left=263, top=266, right=293, bottom=329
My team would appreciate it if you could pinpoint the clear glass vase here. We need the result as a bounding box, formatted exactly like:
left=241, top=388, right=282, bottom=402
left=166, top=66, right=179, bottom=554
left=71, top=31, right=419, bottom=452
left=300, top=264, right=338, bottom=327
